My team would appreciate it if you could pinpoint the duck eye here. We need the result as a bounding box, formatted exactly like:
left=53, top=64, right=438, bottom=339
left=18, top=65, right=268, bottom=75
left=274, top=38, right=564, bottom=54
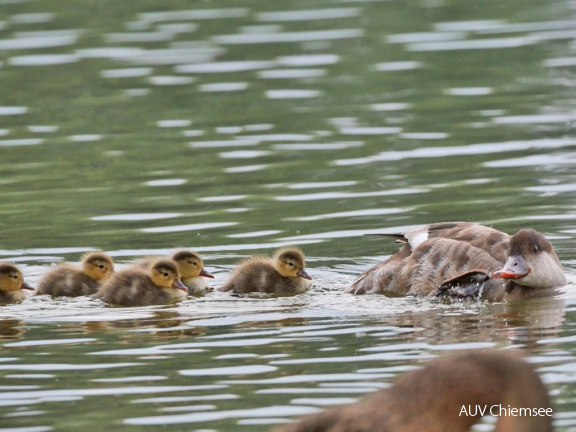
left=288, top=262, right=294, bottom=267
left=98, top=264, right=105, bottom=269
left=163, top=272, right=169, bottom=277
left=12, top=275, right=18, bottom=279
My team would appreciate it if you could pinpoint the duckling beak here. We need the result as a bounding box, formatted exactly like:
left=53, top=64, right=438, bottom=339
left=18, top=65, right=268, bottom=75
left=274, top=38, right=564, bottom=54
left=200, top=268, right=215, bottom=279
left=297, top=268, right=312, bottom=280
left=21, top=280, right=35, bottom=291
left=172, top=279, right=188, bottom=292
left=492, top=255, right=531, bottom=279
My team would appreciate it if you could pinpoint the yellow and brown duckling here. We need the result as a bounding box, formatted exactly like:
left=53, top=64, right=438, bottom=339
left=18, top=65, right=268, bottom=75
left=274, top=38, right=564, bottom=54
left=0, top=263, right=34, bottom=304
left=170, top=250, right=214, bottom=294
left=36, top=252, right=114, bottom=297
left=273, top=350, right=552, bottom=432
left=94, top=259, right=187, bottom=307
left=134, top=250, right=214, bottom=295
left=219, top=247, right=312, bottom=294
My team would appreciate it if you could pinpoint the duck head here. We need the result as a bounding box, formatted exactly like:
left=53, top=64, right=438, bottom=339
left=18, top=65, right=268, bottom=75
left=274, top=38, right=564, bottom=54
left=82, top=252, right=114, bottom=281
left=492, top=228, right=567, bottom=290
left=0, top=263, right=34, bottom=292
left=274, top=247, right=312, bottom=280
left=150, top=260, right=187, bottom=291
left=171, top=250, right=214, bottom=279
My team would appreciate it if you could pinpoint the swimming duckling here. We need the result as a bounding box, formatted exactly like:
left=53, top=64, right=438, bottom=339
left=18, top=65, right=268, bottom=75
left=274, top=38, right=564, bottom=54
left=36, top=252, right=114, bottom=297
left=134, top=250, right=214, bottom=294
left=219, top=247, right=312, bottom=294
left=347, top=222, right=567, bottom=301
left=272, top=350, right=552, bottom=432
left=0, top=263, right=34, bottom=304
left=94, top=259, right=187, bottom=306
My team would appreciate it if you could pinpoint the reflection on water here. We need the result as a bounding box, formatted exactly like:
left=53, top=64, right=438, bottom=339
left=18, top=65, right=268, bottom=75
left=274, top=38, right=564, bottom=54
left=2, top=0, right=576, bottom=430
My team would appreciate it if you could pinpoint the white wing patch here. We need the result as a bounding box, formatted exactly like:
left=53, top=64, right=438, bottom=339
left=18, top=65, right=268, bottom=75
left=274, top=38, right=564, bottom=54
left=403, top=226, right=430, bottom=249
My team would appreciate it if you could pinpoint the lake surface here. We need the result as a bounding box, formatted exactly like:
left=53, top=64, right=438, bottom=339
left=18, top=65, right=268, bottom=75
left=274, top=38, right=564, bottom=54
left=2, top=0, right=576, bottom=430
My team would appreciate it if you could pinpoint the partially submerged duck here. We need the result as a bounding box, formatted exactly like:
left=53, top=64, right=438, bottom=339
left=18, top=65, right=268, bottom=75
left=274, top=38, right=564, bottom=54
left=94, top=259, right=187, bottom=306
left=0, top=263, right=34, bottom=304
left=272, top=350, right=552, bottom=432
left=36, top=252, right=114, bottom=297
left=135, top=250, right=214, bottom=295
left=347, top=222, right=567, bottom=301
left=219, top=247, right=312, bottom=294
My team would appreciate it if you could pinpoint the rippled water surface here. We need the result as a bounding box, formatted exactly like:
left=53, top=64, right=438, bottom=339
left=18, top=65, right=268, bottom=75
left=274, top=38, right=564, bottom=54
left=2, top=0, right=576, bottom=430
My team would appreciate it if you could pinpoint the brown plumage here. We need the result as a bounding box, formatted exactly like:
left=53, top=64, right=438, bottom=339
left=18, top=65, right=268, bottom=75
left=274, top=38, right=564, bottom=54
left=36, top=252, right=114, bottom=297
left=94, top=259, right=187, bottom=307
left=348, top=222, right=567, bottom=301
left=219, top=247, right=312, bottom=294
left=0, top=263, right=34, bottom=304
left=272, top=351, right=552, bottom=432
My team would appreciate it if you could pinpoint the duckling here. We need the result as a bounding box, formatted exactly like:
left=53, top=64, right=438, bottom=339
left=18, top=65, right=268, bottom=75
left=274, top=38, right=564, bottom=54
left=134, top=250, right=214, bottom=295
left=219, top=247, right=312, bottom=294
left=170, top=250, right=214, bottom=294
left=0, top=263, right=34, bottom=304
left=36, top=252, right=114, bottom=297
left=272, top=351, right=552, bottom=432
left=94, top=259, right=187, bottom=306
left=347, top=222, right=567, bottom=301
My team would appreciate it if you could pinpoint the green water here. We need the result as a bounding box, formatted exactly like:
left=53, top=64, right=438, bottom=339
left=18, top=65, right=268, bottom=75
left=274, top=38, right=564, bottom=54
left=1, top=0, right=576, bottom=430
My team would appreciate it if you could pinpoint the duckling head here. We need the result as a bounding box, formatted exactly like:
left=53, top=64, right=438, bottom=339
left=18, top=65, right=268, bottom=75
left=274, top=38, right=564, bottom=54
left=273, top=247, right=312, bottom=280
left=150, top=260, right=188, bottom=291
left=82, top=252, right=114, bottom=281
left=171, top=250, right=214, bottom=279
left=0, top=263, right=34, bottom=292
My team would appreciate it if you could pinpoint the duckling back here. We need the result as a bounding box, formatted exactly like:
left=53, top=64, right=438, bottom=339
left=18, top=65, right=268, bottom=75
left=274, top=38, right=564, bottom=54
left=219, top=257, right=310, bottom=294
left=95, top=260, right=186, bottom=307
left=37, top=264, right=99, bottom=297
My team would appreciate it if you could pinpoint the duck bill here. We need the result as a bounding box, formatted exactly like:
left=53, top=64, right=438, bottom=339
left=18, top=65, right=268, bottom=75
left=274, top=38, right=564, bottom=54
left=200, top=268, right=215, bottom=279
left=297, top=268, right=312, bottom=280
left=21, top=281, right=35, bottom=291
left=492, top=255, right=531, bottom=279
left=172, top=279, right=188, bottom=292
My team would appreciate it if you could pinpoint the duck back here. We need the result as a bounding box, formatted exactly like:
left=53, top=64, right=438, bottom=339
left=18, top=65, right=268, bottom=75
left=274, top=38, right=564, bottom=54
left=272, top=351, right=552, bottom=432
left=348, top=238, right=507, bottom=300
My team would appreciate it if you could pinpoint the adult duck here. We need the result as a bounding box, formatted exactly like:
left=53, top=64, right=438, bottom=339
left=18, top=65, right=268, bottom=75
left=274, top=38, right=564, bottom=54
left=219, top=247, right=312, bottom=294
left=347, top=222, right=567, bottom=301
left=272, top=351, right=552, bottom=432
left=0, top=263, right=34, bottom=304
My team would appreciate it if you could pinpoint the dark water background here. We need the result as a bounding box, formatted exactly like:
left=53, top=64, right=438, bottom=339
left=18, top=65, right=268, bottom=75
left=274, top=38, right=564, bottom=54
left=2, top=0, right=576, bottom=430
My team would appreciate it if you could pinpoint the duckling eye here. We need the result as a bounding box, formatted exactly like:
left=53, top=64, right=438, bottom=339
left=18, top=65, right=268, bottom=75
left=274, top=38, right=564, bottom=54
left=98, top=264, right=105, bottom=269
left=163, top=272, right=169, bottom=277
left=12, top=275, right=18, bottom=280
left=288, top=262, right=294, bottom=267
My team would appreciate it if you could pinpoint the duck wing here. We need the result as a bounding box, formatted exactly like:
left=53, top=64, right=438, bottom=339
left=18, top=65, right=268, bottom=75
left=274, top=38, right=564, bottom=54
left=370, top=222, right=510, bottom=262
